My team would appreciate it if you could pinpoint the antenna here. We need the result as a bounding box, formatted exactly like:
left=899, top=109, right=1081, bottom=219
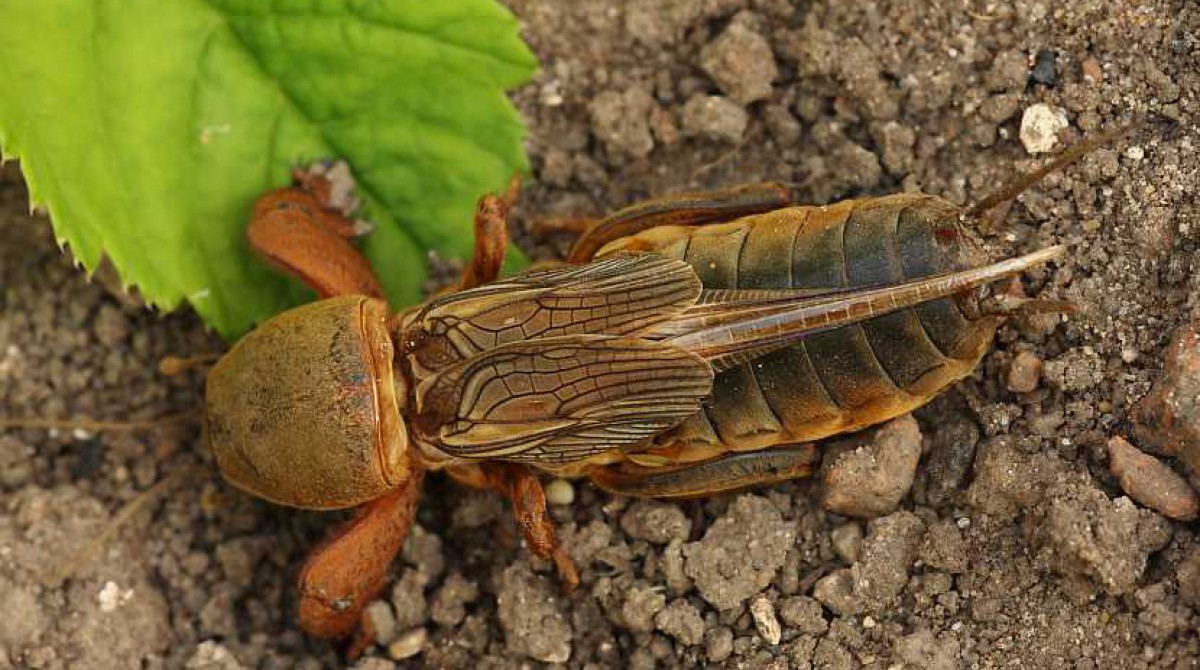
left=964, top=121, right=1143, bottom=219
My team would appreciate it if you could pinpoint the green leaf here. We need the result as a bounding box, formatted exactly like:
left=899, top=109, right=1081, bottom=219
left=0, top=0, right=536, bottom=337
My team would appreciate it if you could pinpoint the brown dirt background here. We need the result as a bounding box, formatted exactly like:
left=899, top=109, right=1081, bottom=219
left=2, top=0, right=1198, bottom=668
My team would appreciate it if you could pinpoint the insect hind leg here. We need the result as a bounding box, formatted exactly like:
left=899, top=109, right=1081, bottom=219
left=588, top=444, right=820, bottom=499
left=568, top=182, right=796, bottom=262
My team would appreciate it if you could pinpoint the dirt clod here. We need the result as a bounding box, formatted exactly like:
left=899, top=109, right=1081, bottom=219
left=704, top=626, right=734, bottom=663
left=819, top=415, right=922, bottom=518
left=428, top=572, right=478, bottom=627
left=653, top=598, right=705, bottom=647
left=851, top=511, right=926, bottom=613
left=1006, top=350, right=1043, bottom=393
left=777, top=596, right=828, bottom=635
left=681, top=94, right=749, bottom=143
left=1178, top=548, right=1200, bottom=609
left=388, top=569, right=428, bottom=632
left=683, top=495, right=794, bottom=611
left=496, top=562, right=572, bottom=663
left=1036, top=482, right=1171, bottom=597
left=699, top=21, right=778, bottom=105
left=589, top=88, right=656, bottom=159
left=892, top=628, right=960, bottom=670
left=621, top=499, right=692, bottom=544
left=619, top=581, right=665, bottom=633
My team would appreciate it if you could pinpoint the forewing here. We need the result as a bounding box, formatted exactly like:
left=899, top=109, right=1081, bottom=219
left=416, top=335, right=713, bottom=465
left=406, top=254, right=701, bottom=367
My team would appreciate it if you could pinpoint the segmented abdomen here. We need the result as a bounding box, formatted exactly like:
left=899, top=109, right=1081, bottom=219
left=598, top=193, right=998, bottom=459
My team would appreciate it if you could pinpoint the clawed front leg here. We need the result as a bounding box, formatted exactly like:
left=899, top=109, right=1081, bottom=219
left=247, top=162, right=384, bottom=300
left=298, top=470, right=426, bottom=658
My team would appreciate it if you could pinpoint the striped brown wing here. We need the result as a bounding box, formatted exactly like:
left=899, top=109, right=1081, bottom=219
left=414, top=335, right=713, bottom=465
left=403, top=254, right=701, bottom=374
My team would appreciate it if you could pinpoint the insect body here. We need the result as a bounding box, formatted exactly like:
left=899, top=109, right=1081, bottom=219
left=586, top=194, right=1002, bottom=481
left=203, top=169, right=1066, bottom=650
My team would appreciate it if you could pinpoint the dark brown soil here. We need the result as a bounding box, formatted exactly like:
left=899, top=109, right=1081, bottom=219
left=1, top=1, right=1198, bottom=668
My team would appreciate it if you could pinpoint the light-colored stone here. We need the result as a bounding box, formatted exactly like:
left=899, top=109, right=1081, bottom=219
left=1019, top=103, right=1069, bottom=154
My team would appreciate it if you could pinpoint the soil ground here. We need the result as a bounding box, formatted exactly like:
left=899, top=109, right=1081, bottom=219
left=2, top=1, right=1199, bottom=668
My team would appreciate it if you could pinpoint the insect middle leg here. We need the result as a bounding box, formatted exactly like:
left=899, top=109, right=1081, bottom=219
left=446, top=463, right=580, bottom=588
left=587, top=444, right=820, bottom=499
left=567, top=182, right=795, bottom=262
left=459, top=178, right=518, bottom=290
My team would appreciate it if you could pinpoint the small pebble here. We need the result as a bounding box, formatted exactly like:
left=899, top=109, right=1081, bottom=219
left=863, top=615, right=877, bottom=629
left=1019, top=103, right=1069, bottom=154
left=184, top=641, right=244, bottom=670
left=365, top=600, right=397, bottom=645
left=1081, top=58, right=1104, bottom=84
left=387, top=627, right=427, bottom=660
left=812, top=568, right=858, bottom=616
left=705, top=626, right=734, bottom=663
left=1108, top=436, right=1199, bottom=521
left=681, top=94, right=749, bottom=144
left=1006, top=351, right=1043, bottom=393
left=622, top=500, right=691, bottom=544
left=1133, top=322, right=1200, bottom=474
left=749, top=597, right=782, bottom=646
left=352, top=659, right=395, bottom=670
left=830, top=522, right=864, bottom=563
left=1030, top=50, right=1058, bottom=86
left=98, top=581, right=122, bottom=613
left=777, top=596, right=828, bottom=635
left=545, top=478, right=575, bottom=506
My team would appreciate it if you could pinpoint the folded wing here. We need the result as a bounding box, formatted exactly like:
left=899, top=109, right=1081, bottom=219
left=404, top=254, right=702, bottom=364
left=414, top=336, right=712, bottom=464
